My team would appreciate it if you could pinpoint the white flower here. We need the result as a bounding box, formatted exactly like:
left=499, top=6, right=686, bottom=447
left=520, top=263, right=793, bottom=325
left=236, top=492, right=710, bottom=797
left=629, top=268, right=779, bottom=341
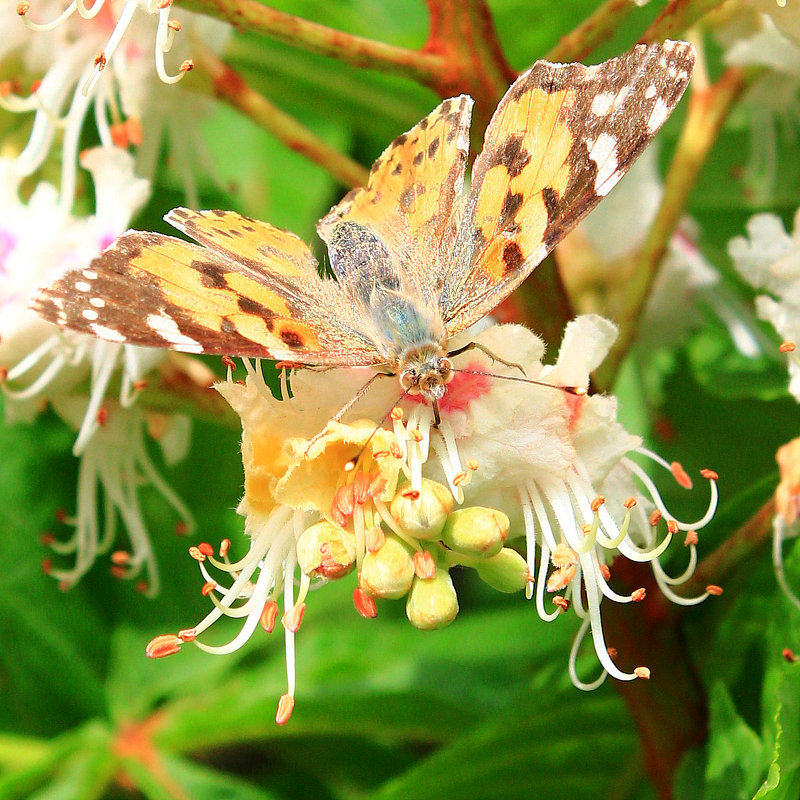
left=45, top=396, right=194, bottom=592
left=4, top=0, right=230, bottom=207
left=148, top=318, right=719, bottom=723
left=729, top=208, right=800, bottom=399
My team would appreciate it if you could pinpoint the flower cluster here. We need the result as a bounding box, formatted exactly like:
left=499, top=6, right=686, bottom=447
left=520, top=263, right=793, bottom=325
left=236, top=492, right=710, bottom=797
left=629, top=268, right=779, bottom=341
left=148, top=317, right=720, bottom=722
left=4, top=0, right=229, bottom=207
left=0, top=146, right=195, bottom=590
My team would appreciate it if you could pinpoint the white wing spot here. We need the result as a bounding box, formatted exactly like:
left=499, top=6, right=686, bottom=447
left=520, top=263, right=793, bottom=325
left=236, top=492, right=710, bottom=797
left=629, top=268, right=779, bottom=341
left=647, top=97, right=670, bottom=134
left=89, top=297, right=105, bottom=308
left=82, top=269, right=97, bottom=280
left=645, top=84, right=657, bottom=99
left=589, top=132, right=619, bottom=196
left=590, top=91, right=615, bottom=117
left=75, top=281, right=92, bottom=292
left=146, top=313, right=205, bottom=353
left=81, top=308, right=99, bottom=321
left=90, top=324, right=126, bottom=343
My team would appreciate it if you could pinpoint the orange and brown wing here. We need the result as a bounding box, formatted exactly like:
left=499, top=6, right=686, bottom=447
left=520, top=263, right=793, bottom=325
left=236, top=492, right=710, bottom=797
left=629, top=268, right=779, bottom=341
left=317, top=95, right=473, bottom=295
left=442, top=40, right=696, bottom=335
left=33, top=227, right=380, bottom=364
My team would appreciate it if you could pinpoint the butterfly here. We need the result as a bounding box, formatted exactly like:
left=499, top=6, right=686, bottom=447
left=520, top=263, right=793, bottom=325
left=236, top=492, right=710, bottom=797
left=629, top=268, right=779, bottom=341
left=35, top=40, right=695, bottom=421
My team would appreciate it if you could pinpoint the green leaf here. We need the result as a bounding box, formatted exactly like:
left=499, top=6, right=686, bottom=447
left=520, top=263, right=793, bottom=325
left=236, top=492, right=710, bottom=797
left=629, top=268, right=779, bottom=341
left=754, top=667, right=800, bottom=799
left=705, top=683, right=764, bottom=800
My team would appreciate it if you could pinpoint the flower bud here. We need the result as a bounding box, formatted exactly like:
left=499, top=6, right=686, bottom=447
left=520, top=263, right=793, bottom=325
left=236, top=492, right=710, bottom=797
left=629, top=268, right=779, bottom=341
left=441, top=507, right=509, bottom=558
left=390, top=479, right=453, bottom=540
left=360, top=534, right=414, bottom=599
left=476, top=548, right=529, bottom=593
left=406, top=568, right=459, bottom=630
left=296, top=521, right=356, bottom=580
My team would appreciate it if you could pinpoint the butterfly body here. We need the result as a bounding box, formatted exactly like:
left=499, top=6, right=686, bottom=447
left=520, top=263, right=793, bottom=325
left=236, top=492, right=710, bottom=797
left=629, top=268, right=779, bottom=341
left=35, top=41, right=696, bottom=411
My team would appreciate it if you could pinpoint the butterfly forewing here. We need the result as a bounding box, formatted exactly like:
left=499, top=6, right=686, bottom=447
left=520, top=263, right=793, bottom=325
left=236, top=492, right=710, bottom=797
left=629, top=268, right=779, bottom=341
left=33, top=229, right=381, bottom=364
left=441, top=40, right=696, bottom=336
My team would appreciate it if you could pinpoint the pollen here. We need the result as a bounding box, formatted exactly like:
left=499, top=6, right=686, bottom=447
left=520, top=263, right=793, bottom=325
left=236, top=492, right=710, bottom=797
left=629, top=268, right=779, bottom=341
left=706, top=584, right=723, bottom=596
left=701, top=469, right=718, bottom=481
left=146, top=634, right=182, bottom=658
left=780, top=341, right=796, bottom=353
left=276, top=693, right=294, bottom=726
left=649, top=510, right=662, bottom=527
left=353, top=587, right=378, bottom=618
left=590, top=495, right=605, bottom=512
left=632, top=588, right=646, bottom=602
left=260, top=600, right=279, bottom=633
left=684, top=530, right=698, bottom=546
left=670, top=461, right=693, bottom=489
left=634, top=667, right=651, bottom=680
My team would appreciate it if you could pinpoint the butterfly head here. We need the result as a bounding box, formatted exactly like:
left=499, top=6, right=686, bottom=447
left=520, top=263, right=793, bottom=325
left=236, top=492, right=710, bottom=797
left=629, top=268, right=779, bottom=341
left=398, top=344, right=453, bottom=402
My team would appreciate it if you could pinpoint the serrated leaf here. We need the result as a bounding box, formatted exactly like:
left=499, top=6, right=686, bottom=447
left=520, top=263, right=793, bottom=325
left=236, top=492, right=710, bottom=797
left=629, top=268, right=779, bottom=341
left=705, top=683, right=764, bottom=800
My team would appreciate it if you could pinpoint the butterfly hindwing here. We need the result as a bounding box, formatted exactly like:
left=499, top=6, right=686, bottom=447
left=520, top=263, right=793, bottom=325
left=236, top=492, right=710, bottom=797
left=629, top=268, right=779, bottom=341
left=442, top=40, right=696, bottom=336
left=33, top=229, right=380, bottom=364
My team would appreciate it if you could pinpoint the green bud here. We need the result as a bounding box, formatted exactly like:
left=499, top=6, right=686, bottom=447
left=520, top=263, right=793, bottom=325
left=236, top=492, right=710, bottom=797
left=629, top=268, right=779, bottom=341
left=475, top=547, right=529, bottom=593
left=441, top=507, right=509, bottom=558
left=390, top=479, right=454, bottom=541
left=360, top=534, right=414, bottom=599
left=406, top=568, right=459, bottom=630
left=296, top=521, right=356, bottom=580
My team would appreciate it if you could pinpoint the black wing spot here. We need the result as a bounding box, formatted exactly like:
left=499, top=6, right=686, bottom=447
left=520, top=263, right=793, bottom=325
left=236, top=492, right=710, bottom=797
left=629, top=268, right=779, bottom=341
left=221, top=318, right=236, bottom=334
left=428, top=137, right=440, bottom=158
left=195, top=261, right=228, bottom=290
left=502, top=241, right=525, bottom=275
left=212, top=209, right=226, bottom=217
left=500, top=191, right=523, bottom=226
left=542, top=187, right=560, bottom=224
left=399, top=186, right=416, bottom=211
left=413, top=151, right=424, bottom=166
left=495, top=135, right=531, bottom=178
left=280, top=330, right=304, bottom=349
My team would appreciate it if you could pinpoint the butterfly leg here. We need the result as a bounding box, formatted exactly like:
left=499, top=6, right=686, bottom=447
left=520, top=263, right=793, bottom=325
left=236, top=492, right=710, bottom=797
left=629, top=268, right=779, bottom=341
left=447, top=341, right=526, bottom=376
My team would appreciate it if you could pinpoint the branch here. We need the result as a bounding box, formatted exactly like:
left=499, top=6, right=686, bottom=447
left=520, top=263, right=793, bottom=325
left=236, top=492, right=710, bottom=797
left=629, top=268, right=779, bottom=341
left=594, top=66, right=750, bottom=389
left=178, top=0, right=446, bottom=84
left=193, top=45, right=369, bottom=189
left=545, top=0, right=635, bottom=63
left=640, top=0, right=729, bottom=43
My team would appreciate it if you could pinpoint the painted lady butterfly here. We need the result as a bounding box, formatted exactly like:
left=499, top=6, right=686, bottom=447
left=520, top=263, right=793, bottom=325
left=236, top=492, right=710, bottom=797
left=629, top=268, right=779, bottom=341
left=35, top=40, right=695, bottom=418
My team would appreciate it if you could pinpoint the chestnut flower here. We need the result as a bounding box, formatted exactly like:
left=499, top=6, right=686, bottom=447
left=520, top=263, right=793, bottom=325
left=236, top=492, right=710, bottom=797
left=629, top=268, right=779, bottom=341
left=0, top=146, right=195, bottom=586
left=148, top=316, right=719, bottom=723
left=728, top=208, right=800, bottom=400
left=5, top=0, right=230, bottom=207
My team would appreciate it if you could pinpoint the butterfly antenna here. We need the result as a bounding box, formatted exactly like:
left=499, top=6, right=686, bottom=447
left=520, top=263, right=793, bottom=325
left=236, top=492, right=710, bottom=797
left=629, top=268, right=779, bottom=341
left=344, top=389, right=408, bottom=473
left=450, top=368, right=588, bottom=396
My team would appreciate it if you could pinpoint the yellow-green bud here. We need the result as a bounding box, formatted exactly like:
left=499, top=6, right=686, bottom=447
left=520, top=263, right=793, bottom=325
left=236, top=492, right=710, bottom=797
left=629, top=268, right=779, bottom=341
left=441, top=507, right=509, bottom=558
left=390, top=479, right=453, bottom=541
left=296, top=521, right=356, bottom=580
left=475, top=547, right=529, bottom=593
left=406, top=568, right=459, bottom=630
left=360, top=534, right=414, bottom=599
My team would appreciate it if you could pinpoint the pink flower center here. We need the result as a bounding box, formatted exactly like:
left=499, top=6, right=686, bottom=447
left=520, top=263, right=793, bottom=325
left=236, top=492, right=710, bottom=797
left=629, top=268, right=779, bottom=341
left=407, top=360, right=492, bottom=413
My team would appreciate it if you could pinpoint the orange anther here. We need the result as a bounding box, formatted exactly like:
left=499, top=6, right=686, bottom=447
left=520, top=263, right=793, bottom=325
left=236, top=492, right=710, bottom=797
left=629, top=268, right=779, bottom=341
left=670, top=461, right=693, bottom=489
left=201, top=581, right=216, bottom=596
left=546, top=564, right=577, bottom=592
left=94, top=51, right=107, bottom=70
left=219, top=538, right=231, bottom=558
left=390, top=407, right=403, bottom=420
left=352, top=472, right=372, bottom=504
left=401, top=489, right=420, bottom=500
left=331, top=484, right=355, bottom=526
left=466, top=459, right=479, bottom=470
left=197, top=542, right=214, bottom=557
left=146, top=634, right=182, bottom=658
left=552, top=543, right=577, bottom=567
left=581, top=523, right=592, bottom=535
left=632, top=588, right=646, bottom=602
left=260, top=600, right=279, bottom=633
left=125, top=117, right=143, bottom=146
left=110, top=566, right=126, bottom=579
left=701, top=469, right=719, bottom=481
left=41, top=558, right=52, bottom=574
left=179, top=59, right=194, bottom=73
left=16, top=0, right=29, bottom=14
left=110, top=123, right=128, bottom=148
left=40, top=532, right=55, bottom=546
left=29, top=79, right=41, bottom=93
left=782, top=648, right=797, bottom=663
left=408, top=428, right=423, bottom=443
left=174, top=521, right=188, bottom=536
left=684, top=530, right=698, bottom=546
left=413, top=550, right=437, bottom=580
left=634, top=666, right=651, bottom=680
left=282, top=603, right=306, bottom=633
left=780, top=341, right=797, bottom=353
left=177, top=628, right=197, bottom=642
left=452, top=470, right=468, bottom=487
left=599, top=564, right=611, bottom=580
left=275, top=693, right=294, bottom=725
left=188, top=546, right=206, bottom=562
left=135, top=581, right=148, bottom=594
left=649, top=510, right=662, bottom=527
left=111, top=551, right=131, bottom=565
left=706, top=584, right=723, bottom=596
left=221, top=355, right=235, bottom=369
left=590, top=496, right=605, bottom=512
left=167, top=18, right=181, bottom=30
left=552, top=595, right=570, bottom=611
left=96, top=407, right=108, bottom=425
left=623, top=497, right=637, bottom=509
left=353, top=587, right=378, bottom=618
left=607, top=647, right=618, bottom=659
left=666, top=519, right=679, bottom=534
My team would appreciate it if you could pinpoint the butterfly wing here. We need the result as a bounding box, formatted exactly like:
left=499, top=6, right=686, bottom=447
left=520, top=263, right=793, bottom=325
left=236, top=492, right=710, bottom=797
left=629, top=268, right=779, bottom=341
left=442, top=40, right=696, bottom=336
left=317, top=95, right=473, bottom=300
left=33, top=217, right=380, bottom=364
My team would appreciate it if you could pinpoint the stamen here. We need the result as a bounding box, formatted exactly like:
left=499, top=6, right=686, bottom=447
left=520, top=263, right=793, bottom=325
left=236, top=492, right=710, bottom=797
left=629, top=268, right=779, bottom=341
left=146, top=634, right=182, bottom=658
left=260, top=600, right=279, bottom=632
left=353, top=587, right=378, bottom=618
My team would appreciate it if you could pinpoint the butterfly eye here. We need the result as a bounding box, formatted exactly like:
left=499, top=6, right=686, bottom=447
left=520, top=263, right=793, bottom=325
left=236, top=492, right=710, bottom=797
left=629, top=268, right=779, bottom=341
left=438, top=358, right=453, bottom=380
left=400, top=370, right=418, bottom=392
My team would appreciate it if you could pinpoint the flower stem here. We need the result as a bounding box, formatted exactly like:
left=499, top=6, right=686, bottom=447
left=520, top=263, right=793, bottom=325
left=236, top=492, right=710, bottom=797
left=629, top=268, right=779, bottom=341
left=640, top=0, right=729, bottom=43
left=594, top=66, right=750, bottom=390
left=178, top=0, right=446, bottom=84
left=545, top=0, right=635, bottom=63
left=193, top=45, right=369, bottom=189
